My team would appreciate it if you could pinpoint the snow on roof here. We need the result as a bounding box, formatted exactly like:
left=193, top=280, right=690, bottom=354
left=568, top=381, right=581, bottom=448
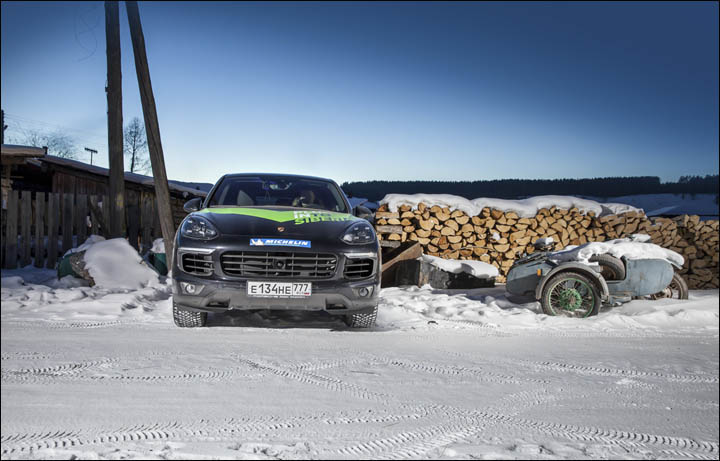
left=381, top=194, right=642, bottom=218
left=32, top=155, right=207, bottom=197
left=1, top=143, right=46, bottom=158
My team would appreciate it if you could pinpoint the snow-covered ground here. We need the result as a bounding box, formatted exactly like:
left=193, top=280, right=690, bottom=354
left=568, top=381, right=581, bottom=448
left=2, top=267, right=718, bottom=460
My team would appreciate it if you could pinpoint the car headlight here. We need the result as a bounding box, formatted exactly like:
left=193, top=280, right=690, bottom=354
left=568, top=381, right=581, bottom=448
left=341, top=222, right=376, bottom=245
left=181, top=216, right=219, bottom=240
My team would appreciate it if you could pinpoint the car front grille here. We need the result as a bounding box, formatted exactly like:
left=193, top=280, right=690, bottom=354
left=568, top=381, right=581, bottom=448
left=221, top=251, right=337, bottom=278
left=344, top=258, right=375, bottom=279
left=180, top=252, right=213, bottom=276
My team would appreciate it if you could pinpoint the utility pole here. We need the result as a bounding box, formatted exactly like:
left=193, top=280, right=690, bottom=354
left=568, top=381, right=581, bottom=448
left=84, top=147, right=98, bottom=165
left=105, top=0, right=125, bottom=238
left=126, top=1, right=176, bottom=262
left=1, top=110, right=6, bottom=144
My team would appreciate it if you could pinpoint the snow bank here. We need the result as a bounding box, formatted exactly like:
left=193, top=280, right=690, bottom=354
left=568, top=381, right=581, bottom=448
left=63, top=234, right=105, bottom=257
left=377, top=285, right=718, bottom=332
left=1, top=266, right=171, bottom=323
left=84, top=238, right=160, bottom=289
left=420, top=255, right=499, bottom=279
left=549, top=236, right=684, bottom=267
left=381, top=194, right=641, bottom=218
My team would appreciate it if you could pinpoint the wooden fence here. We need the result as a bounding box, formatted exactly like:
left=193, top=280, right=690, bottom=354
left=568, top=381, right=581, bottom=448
left=1, top=190, right=164, bottom=270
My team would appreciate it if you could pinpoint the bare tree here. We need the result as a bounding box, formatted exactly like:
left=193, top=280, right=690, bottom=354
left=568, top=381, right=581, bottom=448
left=14, top=129, right=78, bottom=159
left=123, top=116, right=150, bottom=174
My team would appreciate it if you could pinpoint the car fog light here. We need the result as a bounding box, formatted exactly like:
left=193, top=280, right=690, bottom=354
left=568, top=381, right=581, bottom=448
left=358, top=287, right=372, bottom=297
left=180, top=282, right=203, bottom=295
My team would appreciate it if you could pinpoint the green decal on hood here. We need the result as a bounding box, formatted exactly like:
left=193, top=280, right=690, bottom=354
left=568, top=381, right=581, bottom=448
left=199, top=208, right=354, bottom=225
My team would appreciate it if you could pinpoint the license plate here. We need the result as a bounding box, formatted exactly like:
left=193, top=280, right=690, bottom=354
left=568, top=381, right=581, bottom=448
left=247, top=281, right=312, bottom=298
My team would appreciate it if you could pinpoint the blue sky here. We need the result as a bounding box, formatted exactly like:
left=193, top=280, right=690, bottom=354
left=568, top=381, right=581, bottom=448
left=1, top=1, right=718, bottom=184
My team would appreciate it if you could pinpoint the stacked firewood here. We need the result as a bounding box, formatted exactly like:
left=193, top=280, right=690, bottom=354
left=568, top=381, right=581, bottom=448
left=374, top=203, right=719, bottom=288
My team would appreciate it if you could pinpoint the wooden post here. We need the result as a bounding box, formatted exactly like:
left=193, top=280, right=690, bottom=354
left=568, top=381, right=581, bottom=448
left=105, top=0, right=125, bottom=238
left=89, top=195, right=100, bottom=235
left=34, top=192, right=46, bottom=268
left=20, top=190, right=32, bottom=267
left=126, top=1, right=176, bottom=263
left=46, top=193, right=58, bottom=269
left=62, top=193, right=74, bottom=254
left=76, top=194, right=88, bottom=245
left=4, top=190, right=18, bottom=269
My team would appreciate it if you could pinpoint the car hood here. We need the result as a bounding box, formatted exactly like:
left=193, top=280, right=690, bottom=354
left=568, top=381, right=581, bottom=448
left=193, top=206, right=364, bottom=238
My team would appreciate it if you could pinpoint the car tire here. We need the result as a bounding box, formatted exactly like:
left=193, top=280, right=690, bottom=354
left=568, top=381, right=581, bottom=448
left=541, top=271, right=602, bottom=318
left=173, top=300, right=207, bottom=327
left=345, top=305, right=378, bottom=328
left=589, top=254, right=625, bottom=281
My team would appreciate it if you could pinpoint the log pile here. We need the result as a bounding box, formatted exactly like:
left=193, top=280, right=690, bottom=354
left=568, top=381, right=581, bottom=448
left=375, top=203, right=719, bottom=289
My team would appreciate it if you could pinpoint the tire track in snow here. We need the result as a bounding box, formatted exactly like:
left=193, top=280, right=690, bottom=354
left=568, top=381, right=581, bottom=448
left=381, top=358, right=550, bottom=385
left=451, top=406, right=720, bottom=456
left=337, top=420, right=487, bottom=459
left=0, top=409, right=432, bottom=456
left=234, top=356, right=391, bottom=402
left=441, top=350, right=719, bottom=385
left=1, top=357, right=118, bottom=383
left=514, top=359, right=719, bottom=384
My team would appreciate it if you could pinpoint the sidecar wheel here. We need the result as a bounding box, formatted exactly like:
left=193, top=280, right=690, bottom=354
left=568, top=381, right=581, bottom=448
left=541, top=272, right=601, bottom=318
left=650, top=273, right=689, bottom=300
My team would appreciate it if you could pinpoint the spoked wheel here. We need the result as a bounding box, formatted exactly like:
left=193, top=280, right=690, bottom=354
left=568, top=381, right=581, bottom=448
left=649, top=273, right=689, bottom=300
left=541, top=272, right=601, bottom=318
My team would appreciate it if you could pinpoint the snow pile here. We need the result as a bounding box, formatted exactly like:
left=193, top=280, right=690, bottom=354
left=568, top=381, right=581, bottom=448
left=150, top=238, right=165, bottom=254
left=381, top=194, right=641, bottom=218
left=549, top=236, right=684, bottom=268
left=1, top=267, right=171, bottom=323
left=421, top=254, right=499, bottom=279
left=84, top=238, right=160, bottom=290
left=63, top=234, right=105, bottom=257
left=377, top=285, right=718, bottom=332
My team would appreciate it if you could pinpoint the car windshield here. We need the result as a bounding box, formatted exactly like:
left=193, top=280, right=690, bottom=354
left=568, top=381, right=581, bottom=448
left=206, top=176, right=350, bottom=213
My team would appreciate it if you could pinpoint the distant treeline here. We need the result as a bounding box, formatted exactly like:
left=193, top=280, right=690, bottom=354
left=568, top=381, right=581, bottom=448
left=341, top=175, right=719, bottom=202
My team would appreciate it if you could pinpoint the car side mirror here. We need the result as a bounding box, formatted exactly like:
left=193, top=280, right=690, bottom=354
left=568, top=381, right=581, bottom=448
left=354, top=205, right=373, bottom=222
left=183, top=197, right=203, bottom=213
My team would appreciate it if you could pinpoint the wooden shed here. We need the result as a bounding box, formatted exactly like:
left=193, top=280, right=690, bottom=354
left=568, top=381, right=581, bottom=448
left=8, top=154, right=206, bottom=228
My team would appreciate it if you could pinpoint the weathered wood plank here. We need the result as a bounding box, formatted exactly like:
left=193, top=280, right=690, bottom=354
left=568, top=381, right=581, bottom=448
left=89, top=196, right=108, bottom=235
left=47, top=193, right=58, bottom=269
left=101, top=195, right=111, bottom=238
left=89, top=195, right=100, bottom=235
left=140, top=193, right=154, bottom=250
left=379, top=240, right=401, bottom=249
left=4, top=190, right=18, bottom=269
left=375, top=225, right=404, bottom=234
left=127, top=200, right=140, bottom=250
left=76, top=194, right=88, bottom=245
left=152, top=200, right=161, bottom=239
left=375, top=211, right=400, bottom=219
left=20, top=190, right=32, bottom=267
left=34, top=192, right=46, bottom=268
left=62, top=193, right=74, bottom=253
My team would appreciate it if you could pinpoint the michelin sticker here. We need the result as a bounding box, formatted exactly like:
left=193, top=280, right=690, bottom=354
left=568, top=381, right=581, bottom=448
left=250, top=238, right=311, bottom=248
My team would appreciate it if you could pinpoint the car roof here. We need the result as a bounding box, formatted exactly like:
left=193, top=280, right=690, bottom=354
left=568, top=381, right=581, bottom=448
left=221, top=173, right=338, bottom=183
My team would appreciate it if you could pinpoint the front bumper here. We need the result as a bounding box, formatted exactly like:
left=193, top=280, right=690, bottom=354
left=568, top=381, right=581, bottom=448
left=173, top=274, right=379, bottom=314
left=171, top=234, right=381, bottom=315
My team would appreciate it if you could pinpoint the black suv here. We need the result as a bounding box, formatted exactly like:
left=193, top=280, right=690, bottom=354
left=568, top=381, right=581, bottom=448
left=172, top=173, right=380, bottom=328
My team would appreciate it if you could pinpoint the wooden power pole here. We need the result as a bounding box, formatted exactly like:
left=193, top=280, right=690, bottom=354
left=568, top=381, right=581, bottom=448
left=105, top=0, right=125, bottom=238
left=126, top=1, right=176, bottom=262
